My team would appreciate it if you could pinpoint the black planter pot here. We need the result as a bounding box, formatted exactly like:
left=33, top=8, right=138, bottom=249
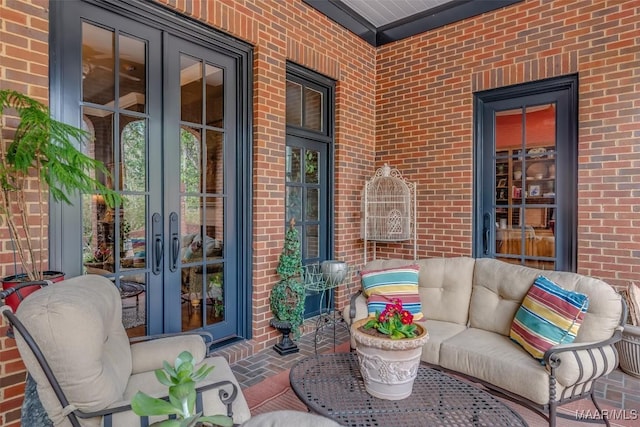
left=1, top=271, right=64, bottom=312
left=270, top=318, right=300, bottom=355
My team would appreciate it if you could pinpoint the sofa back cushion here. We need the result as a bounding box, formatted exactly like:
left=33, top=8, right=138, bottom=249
left=14, top=275, right=132, bottom=425
left=471, top=258, right=622, bottom=341
left=362, top=257, right=475, bottom=326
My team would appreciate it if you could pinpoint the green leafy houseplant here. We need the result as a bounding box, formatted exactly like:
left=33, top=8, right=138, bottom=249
left=270, top=218, right=306, bottom=337
left=0, top=90, right=120, bottom=281
left=363, top=298, right=419, bottom=339
left=131, top=351, right=232, bottom=427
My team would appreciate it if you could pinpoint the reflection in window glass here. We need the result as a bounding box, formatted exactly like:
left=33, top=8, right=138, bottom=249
left=304, top=87, right=322, bottom=131
left=82, top=22, right=114, bottom=105
left=180, top=127, right=201, bottom=193
left=205, top=63, right=224, bottom=128
left=286, top=80, right=302, bottom=126
left=119, top=34, right=146, bottom=113
left=286, top=146, right=301, bottom=183
left=286, top=186, right=302, bottom=223
left=121, top=118, right=146, bottom=192
left=205, top=131, right=223, bottom=194
left=305, top=225, right=319, bottom=259
left=306, top=188, right=318, bottom=221
left=305, top=150, right=319, bottom=184
left=181, top=54, right=203, bottom=124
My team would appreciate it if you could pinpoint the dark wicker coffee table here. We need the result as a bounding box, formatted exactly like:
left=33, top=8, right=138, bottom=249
left=290, top=353, right=528, bottom=427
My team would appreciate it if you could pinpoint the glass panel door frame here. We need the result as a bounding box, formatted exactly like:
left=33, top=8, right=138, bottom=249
left=285, top=63, right=335, bottom=318
left=473, top=75, right=578, bottom=272
left=49, top=0, right=253, bottom=340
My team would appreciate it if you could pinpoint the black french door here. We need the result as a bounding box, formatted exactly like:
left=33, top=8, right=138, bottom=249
left=50, top=0, right=251, bottom=341
left=474, top=76, right=578, bottom=272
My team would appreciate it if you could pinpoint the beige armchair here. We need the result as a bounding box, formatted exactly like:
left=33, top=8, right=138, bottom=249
left=2, top=275, right=250, bottom=427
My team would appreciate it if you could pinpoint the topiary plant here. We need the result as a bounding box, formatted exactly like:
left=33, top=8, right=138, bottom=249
left=270, top=218, right=306, bottom=338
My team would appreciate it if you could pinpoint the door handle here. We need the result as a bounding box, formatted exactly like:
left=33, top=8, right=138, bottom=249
left=169, top=212, right=179, bottom=272
left=152, top=213, right=163, bottom=275
left=483, top=212, right=491, bottom=255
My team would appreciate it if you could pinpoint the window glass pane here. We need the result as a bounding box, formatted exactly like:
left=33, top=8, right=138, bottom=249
left=304, top=87, right=322, bottom=131
left=119, top=34, right=146, bottom=113
left=181, top=54, right=202, bottom=124
left=286, top=80, right=302, bottom=126
left=205, top=63, right=223, bottom=127
left=82, top=22, right=114, bottom=105
left=180, top=127, right=201, bottom=193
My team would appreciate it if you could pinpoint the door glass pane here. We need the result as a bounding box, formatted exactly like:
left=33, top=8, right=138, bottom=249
left=305, top=224, right=319, bottom=259
left=205, top=130, right=223, bottom=194
left=119, top=34, right=146, bottom=112
left=306, top=188, right=318, bottom=221
left=181, top=54, right=202, bottom=124
left=202, top=197, right=223, bottom=260
left=304, top=87, right=322, bottom=131
left=119, top=195, right=146, bottom=269
left=205, top=266, right=224, bottom=322
left=82, top=22, right=114, bottom=105
left=180, top=127, right=201, bottom=193
left=119, top=273, right=146, bottom=335
left=286, top=186, right=302, bottom=223
left=305, top=150, right=319, bottom=184
left=286, top=146, right=302, bottom=183
left=494, top=104, right=556, bottom=269
left=121, top=117, right=146, bottom=192
left=205, top=63, right=223, bottom=127
left=286, top=81, right=302, bottom=126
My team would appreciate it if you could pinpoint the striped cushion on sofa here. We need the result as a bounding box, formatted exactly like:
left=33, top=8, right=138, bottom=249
left=360, top=264, right=423, bottom=320
left=510, top=275, right=589, bottom=361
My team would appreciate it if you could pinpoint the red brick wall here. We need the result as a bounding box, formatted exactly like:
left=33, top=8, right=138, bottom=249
left=375, top=0, right=640, bottom=287
left=1, top=1, right=50, bottom=424
left=0, top=0, right=375, bottom=424
left=2, top=0, right=639, bottom=424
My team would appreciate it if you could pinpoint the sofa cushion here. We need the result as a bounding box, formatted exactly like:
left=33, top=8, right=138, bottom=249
left=361, top=264, right=423, bottom=320
left=439, top=328, right=560, bottom=405
left=419, top=320, right=467, bottom=365
left=510, top=275, right=589, bottom=361
left=470, top=259, right=542, bottom=336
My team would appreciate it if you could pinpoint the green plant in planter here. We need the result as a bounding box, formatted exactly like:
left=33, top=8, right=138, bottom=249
left=131, top=351, right=232, bottom=427
left=270, top=218, right=306, bottom=337
left=0, top=90, right=120, bottom=281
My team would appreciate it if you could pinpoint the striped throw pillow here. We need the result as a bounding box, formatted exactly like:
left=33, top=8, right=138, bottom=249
left=361, top=264, right=423, bottom=320
left=510, top=275, right=589, bottom=361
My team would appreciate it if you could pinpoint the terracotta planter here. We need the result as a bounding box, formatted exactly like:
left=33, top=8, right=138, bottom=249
left=1, top=271, right=65, bottom=311
left=351, top=318, right=429, bottom=400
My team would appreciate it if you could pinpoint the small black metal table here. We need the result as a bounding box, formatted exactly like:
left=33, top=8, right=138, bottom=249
left=290, top=353, right=528, bottom=427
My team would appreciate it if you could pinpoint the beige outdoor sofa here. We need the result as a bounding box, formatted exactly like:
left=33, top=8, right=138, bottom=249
left=345, top=257, right=626, bottom=427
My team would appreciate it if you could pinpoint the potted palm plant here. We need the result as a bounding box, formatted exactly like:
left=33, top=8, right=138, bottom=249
left=0, top=90, right=119, bottom=310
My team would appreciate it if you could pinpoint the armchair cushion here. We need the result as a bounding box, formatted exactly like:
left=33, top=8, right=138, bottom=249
left=14, top=275, right=132, bottom=425
left=510, top=275, right=589, bottom=361
left=130, top=335, right=207, bottom=374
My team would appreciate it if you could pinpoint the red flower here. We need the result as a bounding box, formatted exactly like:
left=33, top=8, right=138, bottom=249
left=400, top=310, right=413, bottom=325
